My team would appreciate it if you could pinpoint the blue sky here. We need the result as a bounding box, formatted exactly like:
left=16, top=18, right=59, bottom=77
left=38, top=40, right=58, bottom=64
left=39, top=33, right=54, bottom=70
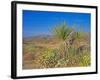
left=23, top=10, right=91, bottom=37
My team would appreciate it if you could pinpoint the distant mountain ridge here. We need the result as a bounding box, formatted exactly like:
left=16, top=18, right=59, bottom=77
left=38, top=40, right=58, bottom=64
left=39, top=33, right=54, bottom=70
left=23, top=34, right=53, bottom=41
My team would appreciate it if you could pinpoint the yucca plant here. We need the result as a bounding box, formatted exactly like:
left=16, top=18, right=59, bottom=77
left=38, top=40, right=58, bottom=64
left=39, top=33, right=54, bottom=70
left=53, top=22, right=72, bottom=41
left=52, top=22, right=72, bottom=58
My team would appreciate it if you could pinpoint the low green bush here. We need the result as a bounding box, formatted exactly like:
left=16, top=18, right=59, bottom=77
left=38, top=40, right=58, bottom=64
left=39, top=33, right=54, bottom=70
left=40, top=49, right=59, bottom=68
left=79, top=52, right=91, bottom=66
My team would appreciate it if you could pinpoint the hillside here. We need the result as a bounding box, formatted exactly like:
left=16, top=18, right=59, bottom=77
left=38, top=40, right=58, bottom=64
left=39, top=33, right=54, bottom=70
left=23, top=32, right=90, bottom=69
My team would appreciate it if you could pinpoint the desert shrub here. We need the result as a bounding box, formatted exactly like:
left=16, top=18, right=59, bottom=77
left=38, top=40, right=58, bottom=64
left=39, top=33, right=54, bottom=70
left=40, top=49, right=59, bottom=68
left=79, top=52, right=91, bottom=66
left=65, top=46, right=91, bottom=67
left=55, top=58, right=69, bottom=67
left=65, top=56, right=80, bottom=67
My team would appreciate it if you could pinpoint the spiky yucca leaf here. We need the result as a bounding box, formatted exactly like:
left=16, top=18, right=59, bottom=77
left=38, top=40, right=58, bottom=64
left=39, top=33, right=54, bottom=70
left=53, top=23, right=72, bottom=41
